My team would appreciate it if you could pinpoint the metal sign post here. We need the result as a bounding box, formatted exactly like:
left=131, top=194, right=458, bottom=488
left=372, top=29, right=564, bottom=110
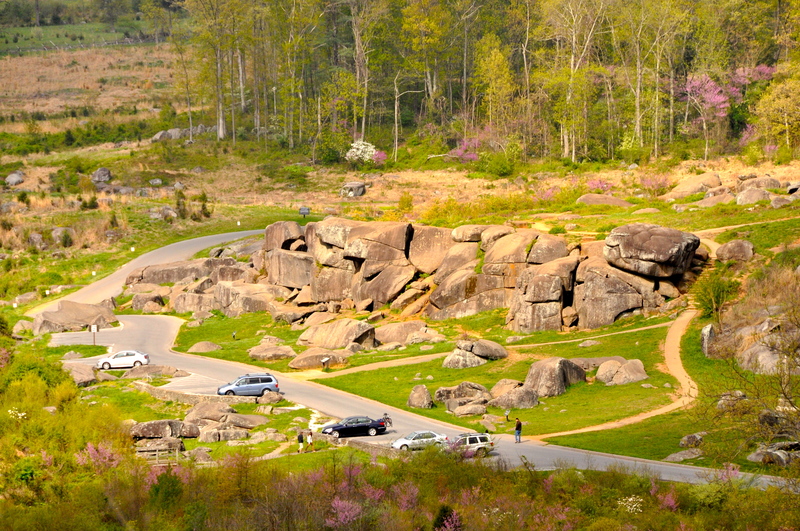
left=90, top=324, right=98, bottom=346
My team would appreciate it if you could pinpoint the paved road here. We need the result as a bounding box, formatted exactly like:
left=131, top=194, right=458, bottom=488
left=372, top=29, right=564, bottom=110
left=28, top=230, right=264, bottom=315
left=46, top=231, right=778, bottom=487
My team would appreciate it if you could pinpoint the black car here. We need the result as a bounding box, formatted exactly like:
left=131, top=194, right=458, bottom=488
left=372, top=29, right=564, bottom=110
left=321, top=416, right=387, bottom=438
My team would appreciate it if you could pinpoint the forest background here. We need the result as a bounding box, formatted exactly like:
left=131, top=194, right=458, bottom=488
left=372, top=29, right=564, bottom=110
left=2, top=0, right=800, bottom=170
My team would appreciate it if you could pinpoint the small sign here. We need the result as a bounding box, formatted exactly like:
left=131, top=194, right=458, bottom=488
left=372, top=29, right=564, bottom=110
left=90, top=325, right=99, bottom=333
left=299, top=207, right=311, bottom=218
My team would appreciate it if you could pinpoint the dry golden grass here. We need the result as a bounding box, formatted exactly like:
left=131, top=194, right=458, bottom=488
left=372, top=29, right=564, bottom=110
left=0, top=45, right=176, bottom=130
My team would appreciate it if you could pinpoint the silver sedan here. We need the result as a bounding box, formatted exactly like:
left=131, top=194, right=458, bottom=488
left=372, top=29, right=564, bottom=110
left=391, top=430, right=449, bottom=451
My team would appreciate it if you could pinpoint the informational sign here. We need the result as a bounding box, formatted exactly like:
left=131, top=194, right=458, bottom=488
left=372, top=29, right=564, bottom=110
left=299, top=207, right=311, bottom=218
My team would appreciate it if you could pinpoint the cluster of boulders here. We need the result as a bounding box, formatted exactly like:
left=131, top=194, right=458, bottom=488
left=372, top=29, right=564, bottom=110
left=129, top=401, right=288, bottom=462
left=408, top=354, right=648, bottom=417
left=661, top=173, right=800, bottom=210
left=186, top=312, right=445, bottom=370
left=122, top=220, right=701, bottom=337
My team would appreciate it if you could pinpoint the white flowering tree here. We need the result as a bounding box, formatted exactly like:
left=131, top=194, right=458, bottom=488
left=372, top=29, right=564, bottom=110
left=345, top=140, right=387, bottom=168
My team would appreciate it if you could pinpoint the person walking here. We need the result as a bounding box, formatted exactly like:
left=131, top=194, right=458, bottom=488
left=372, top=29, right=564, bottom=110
left=297, top=431, right=304, bottom=453
left=514, top=418, right=522, bottom=443
left=306, top=431, right=314, bottom=452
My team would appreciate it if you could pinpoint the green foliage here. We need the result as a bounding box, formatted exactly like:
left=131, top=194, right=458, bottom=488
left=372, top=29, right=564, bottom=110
left=549, top=226, right=566, bottom=235
left=692, top=267, right=740, bottom=323
left=398, top=192, right=414, bottom=213
left=774, top=144, right=793, bottom=164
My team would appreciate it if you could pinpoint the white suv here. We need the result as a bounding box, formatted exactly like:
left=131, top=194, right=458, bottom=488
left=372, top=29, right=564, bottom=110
left=452, top=433, right=494, bottom=457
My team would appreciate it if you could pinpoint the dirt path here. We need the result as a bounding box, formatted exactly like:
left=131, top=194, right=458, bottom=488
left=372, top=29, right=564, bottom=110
left=531, top=308, right=698, bottom=441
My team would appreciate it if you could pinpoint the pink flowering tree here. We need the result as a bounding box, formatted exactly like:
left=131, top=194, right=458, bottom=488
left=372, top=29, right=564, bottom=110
left=682, top=74, right=734, bottom=160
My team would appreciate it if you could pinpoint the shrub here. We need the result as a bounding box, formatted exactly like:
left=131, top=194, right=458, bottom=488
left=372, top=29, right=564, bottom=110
left=692, top=267, right=740, bottom=324
left=398, top=192, right=414, bottom=213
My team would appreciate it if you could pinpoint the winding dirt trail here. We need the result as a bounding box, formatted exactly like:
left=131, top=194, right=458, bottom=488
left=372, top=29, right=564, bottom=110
left=532, top=308, right=699, bottom=441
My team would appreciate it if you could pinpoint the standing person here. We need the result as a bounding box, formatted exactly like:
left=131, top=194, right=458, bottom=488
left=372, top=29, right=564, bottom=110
left=306, top=430, right=314, bottom=452
left=514, top=418, right=522, bottom=443
left=297, top=431, right=304, bottom=453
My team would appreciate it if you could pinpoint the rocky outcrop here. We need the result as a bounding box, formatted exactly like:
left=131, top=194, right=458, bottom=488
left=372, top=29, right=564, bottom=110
left=523, top=358, right=586, bottom=397
left=33, top=300, right=118, bottom=335
left=603, top=224, right=700, bottom=277
left=297, top=318, right=375, bottom=349
left=122, top=220, right=700, bottom=335
left=61, top=362, right=96, bottom=387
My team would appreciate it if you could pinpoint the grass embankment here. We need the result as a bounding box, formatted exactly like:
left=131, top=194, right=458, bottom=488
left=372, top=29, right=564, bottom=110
left=546, top=320, right=773, bottom=475
left=313, top=318, right=674, bottom=436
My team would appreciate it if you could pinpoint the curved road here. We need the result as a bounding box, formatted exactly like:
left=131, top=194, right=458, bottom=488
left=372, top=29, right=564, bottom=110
left=45, top=230, right=777, bottom=486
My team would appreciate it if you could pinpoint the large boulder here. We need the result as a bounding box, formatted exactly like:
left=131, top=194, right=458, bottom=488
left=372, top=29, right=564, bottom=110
left=452, top=225, right=490, bottom=242
left=353, top=264, right=416, bottom=306
left=409, top=225, right=456, bottom=274
left=716, top=240, right=754, bottom=262
left=248, top=344, right=297, bottom=361
left=432, top=242, right=479, bottom=284
left=5, top=170, right=25, bottom=186
left=60, top=362, right=96, bottom=387
left=603, top=224, right=700, bottom=277
left=266, top=249, right=315, bottom=289
left=434, top=382, right=492, bottom=403
left=573, top=258, right=645, bottom=329
left=427, top=269, right=507, bottom=320
left=596, top=359, right=648, bottom=385
left=374, top=320, right=427, bottom=345
left=311, top=266, right=355, bottom=302
left=736, top=188, right=772, bottom=205
left=264, top=221, right=304, bottom=252
left=297, top=318, right=375, bottom=349
left=490, top=379, right=523, bottom=398
left=442, top=348, right=488, bottom=369
left=188, top=341, right=221, bottom=353
left=457, top=339, right=508, bottom=360
left=287, top=347, right=350, bottom=369
left=737, top=176, right=781, bottom=192
left=33, top=300, right=118, bottom=335
left=527, top=234, right=569, bottom=264
left=661, top=173, right=721, bottom=200
left=407, top=384, right=434, bottom=409
left=185, top=403, right=236, bottom=423
left=91, top=167, right=112, bottom=183
left=487, top=387, right=539, bottom=409
left=523, top=357, right=586, bottom=397
left=126, top=258, right=237, bottom=285
left=130, top=419, right=184, bottom=439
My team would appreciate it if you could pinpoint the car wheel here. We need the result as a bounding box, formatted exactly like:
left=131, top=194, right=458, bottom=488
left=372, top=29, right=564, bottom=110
left=102, top=362, right=111, bottom=370
left=368, top=427, right=377, bottom=436
left=400, top=444, right=409, bottom=451
left=477, top=447, right=488, bottom=458
left=225, top=390, right=235, bottom=396
left=331, top=431, right=340, bottom=439
left=133, top=361, right=142, bottom=367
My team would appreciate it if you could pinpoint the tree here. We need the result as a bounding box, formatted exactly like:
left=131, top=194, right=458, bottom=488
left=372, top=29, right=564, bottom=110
left=756, top=72, right=800, bottom=150
left=682, top=73, right=733, bottom=160
left=473, top=33, right=515, bottom=134
left=93, top=0, right=127, bottom=31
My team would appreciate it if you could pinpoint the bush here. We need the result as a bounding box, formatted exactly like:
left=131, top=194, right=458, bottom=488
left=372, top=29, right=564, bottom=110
left=693, top=267, right=740, bottom=323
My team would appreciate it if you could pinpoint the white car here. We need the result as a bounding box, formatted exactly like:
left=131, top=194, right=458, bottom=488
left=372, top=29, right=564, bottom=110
left=391, top=430, right=449, bottom=451
left=96, top=350, right=150, bottom=370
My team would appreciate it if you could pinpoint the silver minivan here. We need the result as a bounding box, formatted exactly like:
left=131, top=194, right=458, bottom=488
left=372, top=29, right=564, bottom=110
left=217, top=373, right=280, bottom=396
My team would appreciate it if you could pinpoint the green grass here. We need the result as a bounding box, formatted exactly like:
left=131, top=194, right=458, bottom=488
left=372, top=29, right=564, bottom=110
left=315, top=324, right=674, bottom=435
left=173, top=312, right=305, bottom=367
left=545, top=320, right=776, bottom=474
left=81, top=381, right=190, bottom=422
left=716, top=218, right=800, bottom=256
left=0, top=20, right=149, bottom=55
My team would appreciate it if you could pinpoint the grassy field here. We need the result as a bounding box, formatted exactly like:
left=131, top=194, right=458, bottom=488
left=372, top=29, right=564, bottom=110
left=313, top=323, right=674, bottom=436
